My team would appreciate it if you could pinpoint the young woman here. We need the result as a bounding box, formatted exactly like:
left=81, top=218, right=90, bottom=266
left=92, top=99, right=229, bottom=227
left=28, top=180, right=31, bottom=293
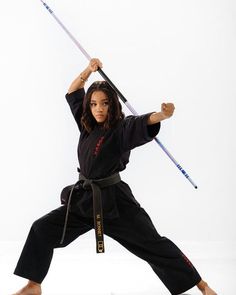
left=12, top=59, right=217, bottom=295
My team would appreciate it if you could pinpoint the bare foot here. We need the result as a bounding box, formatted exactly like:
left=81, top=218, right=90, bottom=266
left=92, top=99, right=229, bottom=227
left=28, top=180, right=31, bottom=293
left=11, top=281, right=41, bottom=295
left=197, top=279, right=217, bottom=295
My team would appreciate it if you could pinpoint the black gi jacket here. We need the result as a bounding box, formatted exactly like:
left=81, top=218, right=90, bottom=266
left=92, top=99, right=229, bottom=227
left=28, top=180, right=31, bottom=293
left=65, top=88, right=161, bottom=219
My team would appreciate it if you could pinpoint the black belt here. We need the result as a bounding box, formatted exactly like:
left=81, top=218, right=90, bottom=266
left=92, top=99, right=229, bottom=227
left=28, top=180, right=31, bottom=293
left=60, top=172, right=121, bottom=253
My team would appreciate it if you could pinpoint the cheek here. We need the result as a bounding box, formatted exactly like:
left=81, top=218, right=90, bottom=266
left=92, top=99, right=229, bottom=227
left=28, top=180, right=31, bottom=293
left=105, top=107, right=109, bottom=117
left=90, top=106, right=95, bottom=115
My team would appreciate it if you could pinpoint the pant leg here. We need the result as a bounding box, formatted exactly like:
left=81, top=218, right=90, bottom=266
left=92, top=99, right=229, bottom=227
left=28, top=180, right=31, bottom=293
left=103, top=204, right=201, bottom=295
left=14, top=205, right=93, bottom=283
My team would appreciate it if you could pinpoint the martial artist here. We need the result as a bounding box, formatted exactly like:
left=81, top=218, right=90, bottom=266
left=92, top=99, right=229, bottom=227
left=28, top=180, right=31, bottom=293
left=11, top=58, right=217, bottom=295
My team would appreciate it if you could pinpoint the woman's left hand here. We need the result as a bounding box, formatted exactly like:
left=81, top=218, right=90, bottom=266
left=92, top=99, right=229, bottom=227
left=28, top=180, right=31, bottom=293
left=161, top=103, right=175, bottom=119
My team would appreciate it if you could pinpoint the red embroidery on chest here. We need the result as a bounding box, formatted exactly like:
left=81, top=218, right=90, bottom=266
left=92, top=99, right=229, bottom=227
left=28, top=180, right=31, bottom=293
left=94, top=136, right=105, bottom=156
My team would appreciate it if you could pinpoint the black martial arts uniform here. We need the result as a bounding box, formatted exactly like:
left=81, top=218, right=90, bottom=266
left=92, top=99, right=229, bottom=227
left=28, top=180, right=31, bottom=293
left=14, top=88, right=201, bottom=295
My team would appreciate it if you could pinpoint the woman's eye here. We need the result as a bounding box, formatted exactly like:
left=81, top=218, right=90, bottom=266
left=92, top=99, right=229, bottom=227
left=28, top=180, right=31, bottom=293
left=90, top=101, right=108, bottom=107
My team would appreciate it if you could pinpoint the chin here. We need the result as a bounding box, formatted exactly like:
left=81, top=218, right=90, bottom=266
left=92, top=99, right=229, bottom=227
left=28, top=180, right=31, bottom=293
left=96, top=117, right=106, bottom=123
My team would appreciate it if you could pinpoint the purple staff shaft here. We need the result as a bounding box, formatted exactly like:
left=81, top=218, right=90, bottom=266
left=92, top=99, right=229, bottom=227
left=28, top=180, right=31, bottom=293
left=40, top=0, right=198, bottom=189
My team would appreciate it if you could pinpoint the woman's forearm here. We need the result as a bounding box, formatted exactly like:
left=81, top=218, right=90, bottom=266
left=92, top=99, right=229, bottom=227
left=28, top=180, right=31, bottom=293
left=67, top=67, right=92, bottom=94
left=147, top=103, right=175, bottom=125
left=67, top=58, right=102, bottom=94
left=147, top=112, right=166, bottom=125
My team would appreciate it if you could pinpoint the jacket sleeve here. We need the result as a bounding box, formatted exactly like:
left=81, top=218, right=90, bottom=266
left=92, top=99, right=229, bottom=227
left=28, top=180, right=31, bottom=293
left=120, top=113, right=161, bottom=153
left=65, top=88, right=85, bottom=131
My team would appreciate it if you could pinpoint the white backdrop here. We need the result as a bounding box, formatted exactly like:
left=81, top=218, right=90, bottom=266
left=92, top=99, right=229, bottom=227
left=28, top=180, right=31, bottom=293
left=0, top=0, right=235, bottom=250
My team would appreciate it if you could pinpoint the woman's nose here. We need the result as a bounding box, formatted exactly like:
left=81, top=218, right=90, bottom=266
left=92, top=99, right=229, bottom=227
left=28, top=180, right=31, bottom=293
left=96, top=104, right=103, bottom=111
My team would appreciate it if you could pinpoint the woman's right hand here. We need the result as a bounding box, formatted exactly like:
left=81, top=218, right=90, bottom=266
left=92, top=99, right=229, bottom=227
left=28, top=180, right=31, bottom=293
left=88, top=58, right=103, bottom=72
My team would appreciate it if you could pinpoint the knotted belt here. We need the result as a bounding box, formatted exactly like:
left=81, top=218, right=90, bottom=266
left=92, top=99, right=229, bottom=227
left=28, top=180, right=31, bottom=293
left=60, top=172, right=121, bottom=253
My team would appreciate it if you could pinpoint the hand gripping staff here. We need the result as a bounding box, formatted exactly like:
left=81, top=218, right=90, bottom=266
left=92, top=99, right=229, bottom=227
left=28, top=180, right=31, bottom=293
left=40, top=0, right=198, bottom=189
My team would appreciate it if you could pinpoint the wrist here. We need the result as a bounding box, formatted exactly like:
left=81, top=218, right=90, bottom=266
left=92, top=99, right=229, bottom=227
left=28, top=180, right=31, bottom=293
left=79, top=75, right=87, bottom=82
left=153, top=112, right=168, bottom=122
left=160, top=112, right=169, bottom=120
left=80, top=67, right=92, bottom=82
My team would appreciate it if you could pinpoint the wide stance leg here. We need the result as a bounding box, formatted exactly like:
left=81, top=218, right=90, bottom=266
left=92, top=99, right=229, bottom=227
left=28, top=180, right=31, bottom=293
left=14, top=206, right=92, bottom=283
left=104, top=205, right=201, bottom=295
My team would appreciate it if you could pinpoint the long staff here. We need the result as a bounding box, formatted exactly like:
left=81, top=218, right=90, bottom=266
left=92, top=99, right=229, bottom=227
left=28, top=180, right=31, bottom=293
left=40, top=0, right=198, bottom=189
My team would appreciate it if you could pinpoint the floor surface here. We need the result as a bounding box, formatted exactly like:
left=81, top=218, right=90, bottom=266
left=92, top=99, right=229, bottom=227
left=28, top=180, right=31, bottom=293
left=1, top=235, right=235, bottom=294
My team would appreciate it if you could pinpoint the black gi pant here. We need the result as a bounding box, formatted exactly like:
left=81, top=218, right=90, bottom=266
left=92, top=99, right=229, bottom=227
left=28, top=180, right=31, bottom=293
left=14, top=198, right=201, bottom=295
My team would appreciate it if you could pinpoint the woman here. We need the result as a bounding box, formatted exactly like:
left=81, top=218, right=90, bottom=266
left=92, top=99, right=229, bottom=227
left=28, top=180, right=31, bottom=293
left=12, top=59, right=217, bottom=295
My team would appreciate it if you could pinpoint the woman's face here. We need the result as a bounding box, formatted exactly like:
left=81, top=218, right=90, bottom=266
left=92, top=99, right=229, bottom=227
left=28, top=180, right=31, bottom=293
left=90, top=90, right=109, bottom=123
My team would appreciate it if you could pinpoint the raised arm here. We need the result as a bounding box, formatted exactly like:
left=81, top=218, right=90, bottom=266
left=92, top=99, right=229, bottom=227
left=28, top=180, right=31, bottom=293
left=66, top=58, right=103, bottom=130
left=147, top=103, right=175, bottom=125
left=68, top=58, right=103, bottom=94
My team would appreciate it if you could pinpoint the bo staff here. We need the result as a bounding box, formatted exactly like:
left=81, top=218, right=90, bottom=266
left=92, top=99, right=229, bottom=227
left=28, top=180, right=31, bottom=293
left=40, top=0, right=198, bottom=189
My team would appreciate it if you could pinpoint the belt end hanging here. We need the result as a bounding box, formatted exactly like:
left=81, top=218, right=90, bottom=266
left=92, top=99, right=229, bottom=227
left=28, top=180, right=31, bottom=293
left=97, top=241, right=105, bottom=253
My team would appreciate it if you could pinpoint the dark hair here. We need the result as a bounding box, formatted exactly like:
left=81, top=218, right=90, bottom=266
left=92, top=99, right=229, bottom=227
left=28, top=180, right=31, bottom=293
left=81, top=81, right=124, bottom=132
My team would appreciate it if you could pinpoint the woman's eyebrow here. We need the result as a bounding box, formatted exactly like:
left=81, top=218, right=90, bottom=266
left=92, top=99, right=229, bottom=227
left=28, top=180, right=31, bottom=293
left=91, top=98, right=108, bottom=102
